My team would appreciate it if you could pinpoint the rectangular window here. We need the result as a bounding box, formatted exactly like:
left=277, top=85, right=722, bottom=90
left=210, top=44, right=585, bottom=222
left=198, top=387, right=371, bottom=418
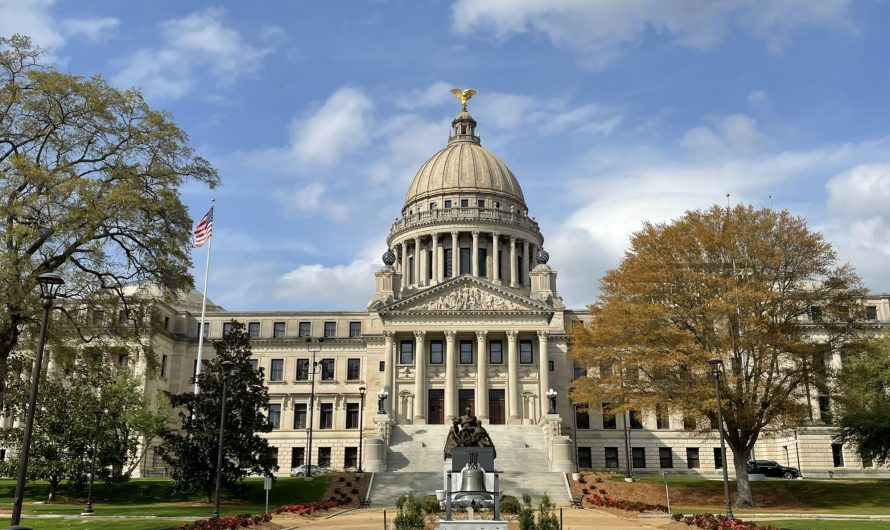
left=519, top=340, right=533, bottom=364
left=459, top=247, right=471, bottom=275
left=632, top=447, right=646, bottom=468
left=292, top=447, right=305, bottom=467
left=318, top=447, right=331, bottom=467
left=273, top=321, right=285, bottom=338
left=629, top=410, right=643, bottom=429
left=686, top=448, right=700, bottom=469
left=444, top=248, right=453, bottom=278
left=249, top=358, right=259, bottom=372
left=347, top=358, right=360, bottom=381
left=659, top=447, right=673, bottom=469
left=604, top=447, right=619, bottom=469
left=349, top=321, right=362, bottom=337
left=269, top=447, right=279, bottom=468
left=656, top=404, right=669, bottom=429
left=162, top=315, right=168, bottom=329
left=713, top=447, right=723, bottom=469
left=489, top=341, right=503, bottom=364
left=346, top=402, right=360, bottom=429
left=444, top=200, right=452, bottom=209
left=810, top=306, right=823, bottom=322
left=270, top=359, right=284, bottom=381
left=400, top=341, right=414, bottom=364
left=321, top=359, right=335, bottom=380
left=409, top=256, right=414, bottom=283
left=478, top=248, right=487, bottom=277
left=293, top=403, right=307, bottom=429
left=575, top=405, right=590, bottom=429
left=819, top=396, right=833, bottom=424
left=548, top=360, right=554, bottom=372
left=192, top=359, right=198, bottom=380
left=298, top=321, right=311, bottom=338
left=324, top=321, right=336, bottom=338
left=344, top=447, right=358, bottom=468
left=202, top=322, right=209, bottom=338
left=477, top=199, right=485, bottom=208
left=683, top=416, right=697, bottom=430
left=319, top=403, right=333, bottom=429
left=429, top=340, right=444, bottom=364
left=268, top=404, right=281, bottom=429
left=573, top=361, right=586, bottom=379
left=379, top=361, right=385, bottom=372
left=429, top=201, right=437, bottom=210
left=832, top=443, right=845, bottom=467
left=459, top=340, right=473, bottom=364
left=602, top=404, right=616, bottom=429
left=222, top=322, right=233, bottom=336
left=248, top=322, right=260, bottom=338
left=866, top=305, right=878, bottom=320
left=578, top=447, right=592, bottom=469
left=160, top=354, right=168, bottom=378
left=296, top=359, right=309, bottom=381
left=460, top=199, right=469, bottom=208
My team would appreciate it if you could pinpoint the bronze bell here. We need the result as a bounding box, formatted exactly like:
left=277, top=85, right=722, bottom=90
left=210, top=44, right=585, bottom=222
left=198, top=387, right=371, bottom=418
left=453, top=465, right=492, bottom=502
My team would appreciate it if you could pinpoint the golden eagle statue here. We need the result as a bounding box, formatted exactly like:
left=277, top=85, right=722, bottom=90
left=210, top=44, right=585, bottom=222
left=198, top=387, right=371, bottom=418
left=450, top=88, right=478, bottom=111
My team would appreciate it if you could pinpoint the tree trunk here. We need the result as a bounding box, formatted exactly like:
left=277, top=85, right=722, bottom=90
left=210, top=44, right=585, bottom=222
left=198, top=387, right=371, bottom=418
left=47, top=476, right=60, bottom=501
left=732, top=447, right=755, bottom=507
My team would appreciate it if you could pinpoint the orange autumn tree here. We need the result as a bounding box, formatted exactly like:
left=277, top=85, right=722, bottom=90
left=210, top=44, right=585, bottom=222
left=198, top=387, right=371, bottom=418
left=570, top=205, right=872, bottom=508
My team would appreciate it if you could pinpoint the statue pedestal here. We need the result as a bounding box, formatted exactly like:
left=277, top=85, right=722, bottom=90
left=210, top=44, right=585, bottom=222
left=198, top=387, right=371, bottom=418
left=436, top=521, right=508, bottom=530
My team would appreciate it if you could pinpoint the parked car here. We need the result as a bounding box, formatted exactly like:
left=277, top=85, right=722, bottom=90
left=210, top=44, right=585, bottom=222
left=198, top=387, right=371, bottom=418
left=746, top=460, right=800, bottom=479
left=289, top=464, right=331, bottom=477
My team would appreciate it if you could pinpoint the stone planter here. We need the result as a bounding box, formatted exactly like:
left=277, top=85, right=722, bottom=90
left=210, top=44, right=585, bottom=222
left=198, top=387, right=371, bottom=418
left=436, top=489, right=446, bottom=501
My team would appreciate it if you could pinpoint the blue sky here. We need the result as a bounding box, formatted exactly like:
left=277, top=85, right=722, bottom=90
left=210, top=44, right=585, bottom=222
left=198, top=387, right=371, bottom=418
left=5, top=0, right=890, bottom=310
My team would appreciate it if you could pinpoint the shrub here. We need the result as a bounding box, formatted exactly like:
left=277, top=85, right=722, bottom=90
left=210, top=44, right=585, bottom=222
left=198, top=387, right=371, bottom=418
left=274, top=495, right=351, bottom=517
left=675, top=512, right=779, bottom=530
left=178, top=513, right=271, bottom=529
left=421, top=494, right=442, bottom=514
left=518, top=494, right=535, bottom=530
left=537, top=494, right=559, bottom=530
left=500, top=495, right=521, bottom=515
left=587, top=491, right=667, bottom=513
left=394, top=493, right=425, bottom=530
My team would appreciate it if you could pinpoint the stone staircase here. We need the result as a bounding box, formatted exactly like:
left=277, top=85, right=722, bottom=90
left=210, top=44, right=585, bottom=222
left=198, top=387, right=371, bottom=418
left=368, top=423, right=570, bottom=506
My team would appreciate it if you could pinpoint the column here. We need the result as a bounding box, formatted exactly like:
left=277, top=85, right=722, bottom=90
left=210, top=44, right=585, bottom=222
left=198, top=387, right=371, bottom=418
left=537, top=331, right=550, bottom=418
left=401, top=241, right=408, bottom=289
left=413, top=331, right=426, bottom=422
left=507, top=330, right=520, bottom=422
left=419, top=238, right=427, bottom=287
left=522, top=240, right=530, bottom=287
left=451, top=231, right=459, bottom=278
left=476, top=331, right=488, bottom=420
left=445, top=330, right=457, bottom=421
left=431, top=233, right=439, bottom=285
left=471, top=231, right=480, bottom=277
left=413, top=237, right=421, bottom=287
left=384, top=331, right=394, bottom=415
left=492, top=232, right=501, bottom=284
left=437, top=234, right=445, bottom=283
left=509, top=236, right=517, bottom=288
left=391, top=335, right=399, bottom=421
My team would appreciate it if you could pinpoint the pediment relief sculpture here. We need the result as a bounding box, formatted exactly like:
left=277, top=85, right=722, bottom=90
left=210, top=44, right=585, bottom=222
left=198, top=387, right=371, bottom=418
left=409, top=285, right=526, bottom=311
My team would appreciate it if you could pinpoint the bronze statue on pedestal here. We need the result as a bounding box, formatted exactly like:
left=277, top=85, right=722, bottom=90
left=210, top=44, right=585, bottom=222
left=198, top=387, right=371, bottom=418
left=444, top=407, right=496, bottom=459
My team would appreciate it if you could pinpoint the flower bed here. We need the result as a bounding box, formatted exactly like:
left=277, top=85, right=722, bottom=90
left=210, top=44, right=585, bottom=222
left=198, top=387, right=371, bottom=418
left=177, top=513, right=272, bottom=530
left=273, top=495, right=352, bottom=517
left=672, top=513, right=778, bottom=530
left=587, top=490, right=668, bottom=513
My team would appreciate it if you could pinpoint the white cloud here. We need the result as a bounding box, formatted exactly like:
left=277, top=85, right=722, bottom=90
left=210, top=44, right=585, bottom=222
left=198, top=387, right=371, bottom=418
left=290, top=87, right=373, bottom=166
left=747, top=90, right=768, bottom=108
left=451, top=0, right=853, bottom=69
left=680, top=114, right=764, bottom=156
left=113, top=8, right=271, bottom=100
left=275, top=247, right=380, bottom=309
left=0, top=0, right=119, bottom=59
left=277, top=182, right=350, bottom=222
left=395, top=81, right=456, bottom=111
left=61, top=17, right=119, bottom=41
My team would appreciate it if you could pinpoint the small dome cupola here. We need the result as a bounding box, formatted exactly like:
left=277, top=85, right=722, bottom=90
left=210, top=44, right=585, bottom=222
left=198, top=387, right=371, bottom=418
left=448, top=88, right=480, bottom=145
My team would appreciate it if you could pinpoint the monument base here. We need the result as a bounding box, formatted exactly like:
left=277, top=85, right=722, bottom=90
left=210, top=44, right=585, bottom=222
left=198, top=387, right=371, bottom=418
left=436, top=521, right=508, bottom=530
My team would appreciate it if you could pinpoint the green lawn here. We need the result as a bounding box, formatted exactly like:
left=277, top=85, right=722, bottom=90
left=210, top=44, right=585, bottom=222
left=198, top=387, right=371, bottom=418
left=18, top=518, right=192, bottom=530
left=756, top=520, right=890, bottom=530
left=0, top=476, right=331, bottom=518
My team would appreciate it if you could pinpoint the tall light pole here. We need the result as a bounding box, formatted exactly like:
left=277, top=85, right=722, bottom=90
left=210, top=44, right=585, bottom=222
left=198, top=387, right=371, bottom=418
left=81, top=408, right=106, bottom=516
left=213, top=360, right=235, bottom=519
left=708, top=357, right=734, bottom=521
left=10, top=272, right=64, bottom=530
left=305, top=338, right=323, bottom=479
left=357, top=386, right=366, bottom=473
left=623, top=410, right=634, bottom=482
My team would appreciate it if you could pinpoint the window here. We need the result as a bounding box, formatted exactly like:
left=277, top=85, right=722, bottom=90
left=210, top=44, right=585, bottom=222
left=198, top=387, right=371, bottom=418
left=575, top=405, right=590, bottom=429
left=866, top=305, right=878, bottom=320
left=379, top=361, right=385, bottom=372
left=347, top=358, right=360, bottom=380
left=408, top=256, right=414, bottom=283
left=687, top=448, right=700, bottom=469
left=477, top=248, right=487, bottom=277
left=810, top=306, right=823, bottom=322
left=489, top=341, right=503, bottom=364
left=292, top=447, right=305, bottom=467
left=494, top=201, right=500, bottom=209
left=293, top=403, right=307, bottom=429
left=604, top=447, right=619, bottom=469
left=319, top=404, right=333, bottom=429
left=629, top=410, right=643, bottom=429
left=248, top=322, right=260, bottom=338
left=400, top=341, right=414, bottom=364
left=713, top=447, right=724, bottom=469
left=832, top=444, right=845, bottom=467
left=346, top=402, right=360, bottom=429
left=296, top=359, right=309, bottom=380
left=444, top=200, right=452, bottom=209
left=321, top=359, right=335, bottom=381
left=477, top=199, right=485, bottom=208
left=324, top=321, right=336, bottom=338
left=519, top=340, right=533, bottom=364
left=268, top=404, right=281, bottom=429
left=548, top=360, right=554, bottom=372
left=659, top=448, right=673, bottom=468
left=317, top=447, right=331, bottom=467
left=349, top=321, right=362, bottom=337
left=222, top=322, right=234, bottom=336
left=298, top=321, right=311, bottom=337
left=683, top=416, right=697, bottom=430
left=632, top=447, right=646, bottom=468
left=201, top=322, right=209, bottom=338
left=573, top=361, right=586, bottom=379
left=656, top=404, right=669, bottom=429
left=273, top=321, right=286, bottom=338
left=602, top=404, right=616, bottom=429
left=429, top=201, right=437, bottom=210
left=160, top=354, right=168, bottom=378
left=249, top=358, right=259, bottom=372
left=429, top=340, right=444, bottom=364
left=599, top=361, right=613, bottom=377
left=459, top=340, right=473, bottom=364
left=344, top=447, right=358, bottom=468
left=459, top=247, right=471, bottom=275
left=460, top=199, right=469, bottom=208
left=162, top=315, right=168, bottom=330
left=443, top=248, right=453, bottom=278
left=819, top=396, right=832, bottom=424
left=578, top=447, right=592, bottom=469
left=192, top=359, right=198, bottom=379
left=268, top=447, right=279, bottom=468
left=119, top=354, right=129, bottom=369
left=270, top=359, right=284, bottom=381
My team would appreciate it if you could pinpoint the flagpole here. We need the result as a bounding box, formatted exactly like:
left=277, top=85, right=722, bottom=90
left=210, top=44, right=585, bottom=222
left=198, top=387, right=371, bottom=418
left=194, top=198, right=215, bottom=394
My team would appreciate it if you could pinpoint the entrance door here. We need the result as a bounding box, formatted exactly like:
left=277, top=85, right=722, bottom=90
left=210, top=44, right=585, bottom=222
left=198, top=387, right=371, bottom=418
left=488, top=389, right=506, bottom=425
left=458, top=389, right=475, bottom=417
left=428, top=389, right=445, bottom=424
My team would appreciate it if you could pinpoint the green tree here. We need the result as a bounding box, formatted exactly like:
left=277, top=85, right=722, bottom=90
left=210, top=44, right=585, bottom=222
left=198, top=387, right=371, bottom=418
left=158, top=321, right=276, bottom=501
left=834, top=336, right=890, bottom=465
left=0, top=34, right=218, bottom=410
left=570, top=205, right=871, bottom=508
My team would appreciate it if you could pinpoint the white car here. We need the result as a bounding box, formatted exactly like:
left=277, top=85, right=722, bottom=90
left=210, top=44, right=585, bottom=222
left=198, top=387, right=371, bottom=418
left=289, top=464, right=331, bottom=477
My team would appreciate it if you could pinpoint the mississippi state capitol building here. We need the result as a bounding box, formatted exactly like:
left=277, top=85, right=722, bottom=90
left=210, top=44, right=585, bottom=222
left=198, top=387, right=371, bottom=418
left=134, top=98, right=882, bottom=498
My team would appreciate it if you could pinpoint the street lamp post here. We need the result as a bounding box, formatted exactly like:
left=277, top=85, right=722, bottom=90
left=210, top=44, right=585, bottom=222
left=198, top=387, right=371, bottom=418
left=545, top=388, right=557, bottom=414
left=708, top=358, right=734, bottom=521
left=357, top=386, right=366, bottom=473
left=81, top=408, right=106, bottom=516
left=623, top=410, right=634, bottom=482
left=9, top=272, right=64, bottom=530
left=305, top=338, right=323, bottom=479
left=213, top=360, right=235, bottom=519
left=377, top=389, right=388, bottom=414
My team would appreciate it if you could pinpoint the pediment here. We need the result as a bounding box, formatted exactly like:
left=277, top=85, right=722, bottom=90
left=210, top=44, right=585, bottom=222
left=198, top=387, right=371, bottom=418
left=379, top=276, right=552, bottom=316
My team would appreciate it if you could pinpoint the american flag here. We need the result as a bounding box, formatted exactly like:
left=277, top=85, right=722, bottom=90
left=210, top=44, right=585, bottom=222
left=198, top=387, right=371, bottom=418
left=193, top=206, right=213, bottom=248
